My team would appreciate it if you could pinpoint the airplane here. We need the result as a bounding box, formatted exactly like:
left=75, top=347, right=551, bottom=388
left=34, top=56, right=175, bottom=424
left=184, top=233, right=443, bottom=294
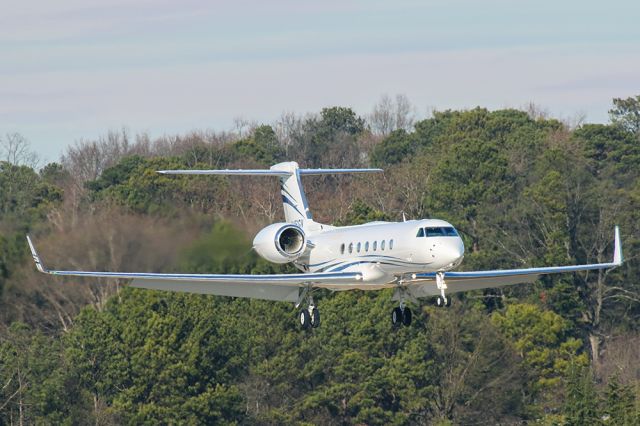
left=27, top=161, right=623, bottom=329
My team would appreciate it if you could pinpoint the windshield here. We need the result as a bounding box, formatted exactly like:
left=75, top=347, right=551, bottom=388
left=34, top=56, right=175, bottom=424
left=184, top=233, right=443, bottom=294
left=420, top=226, right=458, bottom=237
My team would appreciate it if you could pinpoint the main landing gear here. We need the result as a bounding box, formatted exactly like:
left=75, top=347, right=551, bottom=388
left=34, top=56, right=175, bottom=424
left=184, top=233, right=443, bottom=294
left=391, top=302, right=412, bottom=327
left=297, top=286, right=320, bottom=330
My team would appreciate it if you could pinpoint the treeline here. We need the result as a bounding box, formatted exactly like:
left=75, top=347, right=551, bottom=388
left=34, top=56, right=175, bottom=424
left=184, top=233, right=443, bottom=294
left=0, top=96, right=639, bottom=424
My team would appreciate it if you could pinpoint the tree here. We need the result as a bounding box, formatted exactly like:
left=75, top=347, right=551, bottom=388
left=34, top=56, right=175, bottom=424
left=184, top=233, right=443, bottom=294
left=602, top=375, right=638, bottom=425
left=291, top=107, right=366, bottom=167
left=230, top=125, right=284, bottom=166
left=0, top=133, right=39, bottom=168
left=0, top=323, right=69, bottom=424
left=563, top=364, right=599, bottom=425
left=371, top=129, right=415, bottom=166
left=492, top=304, right=588, bottom=412
left=369, top=94, right=415, bottom=137
left=609, top=95, right=640, bottom=135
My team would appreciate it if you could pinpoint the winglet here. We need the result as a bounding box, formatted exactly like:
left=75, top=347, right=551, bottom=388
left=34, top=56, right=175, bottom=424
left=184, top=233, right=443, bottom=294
left=26, top=235, right=48, bottom=273
left=613, top=226, right=623, bottom=266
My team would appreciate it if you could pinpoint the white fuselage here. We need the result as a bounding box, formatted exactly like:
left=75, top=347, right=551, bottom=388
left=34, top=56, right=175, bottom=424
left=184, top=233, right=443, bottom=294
left=291, top=219, right=465, bottom=289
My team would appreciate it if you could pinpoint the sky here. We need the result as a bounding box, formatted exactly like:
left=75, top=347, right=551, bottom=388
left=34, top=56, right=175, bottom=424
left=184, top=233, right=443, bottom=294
left=1, top=0, right=639, bottom=163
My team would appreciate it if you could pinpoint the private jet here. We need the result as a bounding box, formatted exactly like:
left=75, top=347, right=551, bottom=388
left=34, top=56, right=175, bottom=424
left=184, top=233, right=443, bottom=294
left=27, top=161, right=623, bottom=329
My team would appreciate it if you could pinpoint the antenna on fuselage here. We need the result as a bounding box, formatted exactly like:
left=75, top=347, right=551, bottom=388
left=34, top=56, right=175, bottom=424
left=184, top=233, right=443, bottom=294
left=402, top=211, right=407, bottom=222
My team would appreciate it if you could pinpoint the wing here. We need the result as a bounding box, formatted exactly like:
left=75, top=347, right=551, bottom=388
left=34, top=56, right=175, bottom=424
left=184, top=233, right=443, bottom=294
left=26, top=237, right=361, bottom=302
left=406, top=226, right=623, bottom=297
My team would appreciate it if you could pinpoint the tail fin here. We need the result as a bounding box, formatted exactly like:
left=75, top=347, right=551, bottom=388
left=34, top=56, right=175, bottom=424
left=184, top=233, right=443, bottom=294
left=158, top=162, right=383, bottom=224
left=271, top=162, right=312, bottom=223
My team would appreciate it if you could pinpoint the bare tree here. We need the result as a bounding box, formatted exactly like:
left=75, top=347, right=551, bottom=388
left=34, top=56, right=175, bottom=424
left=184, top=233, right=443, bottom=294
left=273, top=111, right=304, bottom=157
left=368, top=94, right=416, bottom=137
left=0, top=133, right=39, bottom=168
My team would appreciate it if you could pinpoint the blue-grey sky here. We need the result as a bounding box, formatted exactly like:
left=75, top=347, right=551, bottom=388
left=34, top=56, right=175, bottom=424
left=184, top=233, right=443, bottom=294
left=2, top=0, right=639, bottom=162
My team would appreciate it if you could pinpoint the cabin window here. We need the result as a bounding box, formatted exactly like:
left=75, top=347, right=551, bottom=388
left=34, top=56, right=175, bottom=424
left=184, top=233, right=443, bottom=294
left=381, top=240, right=385, bottom=250
left=416, top=228, right=425, bottom=237
left=348, top=243, right=353, bottom=253
left=389, top=239, right=394, bottom=250
left=365, top=241, right=369, bottom=252
left=357, top=242, right=361, bottom=252
left=340, top=243, right=345, bottom=254
left=373, top=241, right=377, bottom=251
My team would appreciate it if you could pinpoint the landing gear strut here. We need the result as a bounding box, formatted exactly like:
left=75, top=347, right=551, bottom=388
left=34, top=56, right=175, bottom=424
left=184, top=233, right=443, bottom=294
left=434, top=272, right=452, bottom=308
left=297, top=286, right=320, bottom=330
left=391, top=301, right=412, bottom=327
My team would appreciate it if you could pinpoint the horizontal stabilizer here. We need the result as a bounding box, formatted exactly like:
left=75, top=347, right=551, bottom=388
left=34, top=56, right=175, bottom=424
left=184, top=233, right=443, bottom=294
left=157, top=168, right=383, bottom=176
left=157, top=169, right=291, bottom=176
left=298, top=168, right=383, bottom=175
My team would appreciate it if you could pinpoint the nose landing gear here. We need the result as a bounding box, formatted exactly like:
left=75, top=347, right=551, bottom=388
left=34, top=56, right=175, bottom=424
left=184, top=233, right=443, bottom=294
left=434, top=272, right=452, bottom=308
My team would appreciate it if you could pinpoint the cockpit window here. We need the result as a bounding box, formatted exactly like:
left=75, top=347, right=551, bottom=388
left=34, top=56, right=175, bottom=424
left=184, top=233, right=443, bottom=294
left=416, top=228, right=425, bottom=237
left=443, top=227, right=458, bottom=236
left=425, top=227, right=458, bottom=237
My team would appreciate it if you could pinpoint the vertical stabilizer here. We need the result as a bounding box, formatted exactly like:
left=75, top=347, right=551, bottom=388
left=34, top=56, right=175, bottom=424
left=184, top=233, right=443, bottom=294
left=271, top=162, right=312, bottom=223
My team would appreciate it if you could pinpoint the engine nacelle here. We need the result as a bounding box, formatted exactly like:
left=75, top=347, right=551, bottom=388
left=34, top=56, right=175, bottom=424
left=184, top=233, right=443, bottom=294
left=253, top=223, right=307, bottom=264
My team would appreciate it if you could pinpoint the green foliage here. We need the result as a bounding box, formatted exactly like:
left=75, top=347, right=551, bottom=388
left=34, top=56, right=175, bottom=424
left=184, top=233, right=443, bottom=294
left=339, top=199, right=392, bottom=225
left=66, top=290, right=245, bottom=424
left=319, top=106, right=366, bottom=136
left=292, top=107, right=366, bottom=167
left=0, top=161, right=63, bottom=298
left=1, top=100, right=640, bottom=424
left=86, top=155, right=228, bottom=214
left=609, top=95, right=640, bottom=135
left=178, top=221, right=292, bottom=274
left=372, top=129, right=419, bottom=166
left=0, top=323, right=70, bottom=424
left=492, top=303, right=588, bottom=411
left=603, top=375, right=639, bottom=425
left=231, top=125, right=284, bottom=166
left=574, top=124, right=640, bottom=178
left=563, top=364, right=599, bottom=426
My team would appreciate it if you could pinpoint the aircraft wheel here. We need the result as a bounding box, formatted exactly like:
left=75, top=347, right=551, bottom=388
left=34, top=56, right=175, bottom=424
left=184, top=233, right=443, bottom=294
left=402, top=307, right=412, bottom=326
left=436, top=296, right=444, bottom=308
left=445, top=297, right=452, bottom=308
left=392, top=307, right=403, bottom=326
left=299, top=309, right=311, bottom=330
left=311, top=308, right=320, bottom=328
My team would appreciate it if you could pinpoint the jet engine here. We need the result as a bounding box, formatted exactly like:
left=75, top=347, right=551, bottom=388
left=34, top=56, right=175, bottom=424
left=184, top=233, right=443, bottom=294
left=253, top=223, right=307, bottom=264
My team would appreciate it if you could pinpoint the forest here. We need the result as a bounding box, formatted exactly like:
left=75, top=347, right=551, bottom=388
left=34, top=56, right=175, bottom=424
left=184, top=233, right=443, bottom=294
left=0, top=95, right=639, bottom=425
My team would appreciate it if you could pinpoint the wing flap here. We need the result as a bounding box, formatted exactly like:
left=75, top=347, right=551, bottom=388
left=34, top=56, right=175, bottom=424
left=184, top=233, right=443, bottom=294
left=130, top=279, right=301, bottom=301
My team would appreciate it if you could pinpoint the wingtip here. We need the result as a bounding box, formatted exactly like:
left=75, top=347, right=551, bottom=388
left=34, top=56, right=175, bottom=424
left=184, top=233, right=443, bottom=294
left=613, top=225, right=623, bottom=265
left=26, top=235, right=47, bottom=273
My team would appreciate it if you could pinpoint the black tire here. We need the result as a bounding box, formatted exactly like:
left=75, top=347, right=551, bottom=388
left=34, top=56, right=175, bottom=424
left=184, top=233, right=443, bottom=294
left=436, top=296, right=444, bottom=308
left=392, top=307, right=403, bottom=326
left=445, top=296, right=452, bottom=308
left=311, top=308, right=320, bottom=328
left=402, top=307, right=412, bottom=326
left=299, top=309, right=311, bottom=330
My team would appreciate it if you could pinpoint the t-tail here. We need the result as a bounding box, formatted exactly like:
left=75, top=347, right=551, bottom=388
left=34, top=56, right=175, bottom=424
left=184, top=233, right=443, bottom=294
left=158, top=161, right=383, bottom=226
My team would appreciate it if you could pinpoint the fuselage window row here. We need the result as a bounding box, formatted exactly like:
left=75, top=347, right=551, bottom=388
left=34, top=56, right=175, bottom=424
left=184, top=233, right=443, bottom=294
left=341, top=239, right=394, bottom=255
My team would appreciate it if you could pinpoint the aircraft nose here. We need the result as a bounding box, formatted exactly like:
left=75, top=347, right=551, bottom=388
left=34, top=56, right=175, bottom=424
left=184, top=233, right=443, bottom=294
left=443, top=238, right=465, bottom=266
